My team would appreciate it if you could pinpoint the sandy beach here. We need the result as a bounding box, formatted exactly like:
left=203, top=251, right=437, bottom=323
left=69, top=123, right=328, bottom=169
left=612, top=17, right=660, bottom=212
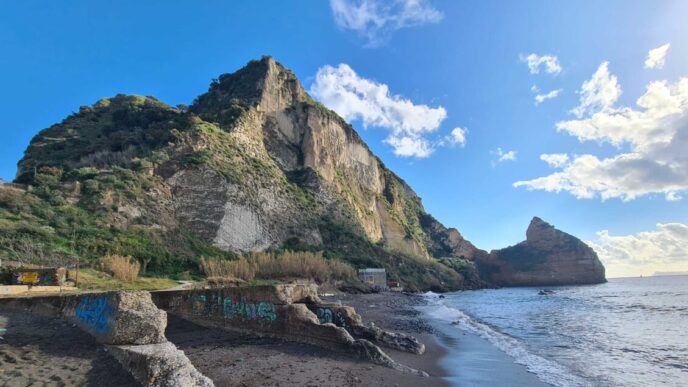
left=0, top=291, right=549, bottom=386
left=165, top=292, right=450, bottom=387
left=0, top=311, right=136, bottom=386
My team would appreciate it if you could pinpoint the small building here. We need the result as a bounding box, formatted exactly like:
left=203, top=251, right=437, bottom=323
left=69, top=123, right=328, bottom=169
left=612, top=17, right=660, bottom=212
left=358, top=268, right=388, bottom=290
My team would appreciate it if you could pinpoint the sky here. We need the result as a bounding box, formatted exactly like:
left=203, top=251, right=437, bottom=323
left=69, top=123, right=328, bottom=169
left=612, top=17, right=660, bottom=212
left=1, top=0, right=687, bottom=277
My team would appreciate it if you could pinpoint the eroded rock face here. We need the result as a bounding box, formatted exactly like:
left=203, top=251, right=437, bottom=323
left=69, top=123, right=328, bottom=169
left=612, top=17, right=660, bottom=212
left=420, top=213, right=484, bottom=259
left=163, top=57, right=445, bottom=259
left=13, top=55, right=605, bottom=289
left=478, top=217, right=606, bottom=286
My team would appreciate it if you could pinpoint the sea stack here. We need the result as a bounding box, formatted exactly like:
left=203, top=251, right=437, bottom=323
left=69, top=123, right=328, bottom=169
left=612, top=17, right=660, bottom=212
left=477, top=217, right=606, bottom=286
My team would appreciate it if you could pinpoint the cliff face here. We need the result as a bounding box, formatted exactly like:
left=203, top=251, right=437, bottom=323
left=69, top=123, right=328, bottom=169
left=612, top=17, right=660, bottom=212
left=10, top=57, right=472, bottom=290
left=477, top=217, right=606, bottom=286
left=7, top=57, right=605, bottom=290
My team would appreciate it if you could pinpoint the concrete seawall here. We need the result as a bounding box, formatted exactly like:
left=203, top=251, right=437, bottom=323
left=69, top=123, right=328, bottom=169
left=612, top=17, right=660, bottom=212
left=0, top=284, right=430, bottom=383
left=152, top=285, right=428, bottom=375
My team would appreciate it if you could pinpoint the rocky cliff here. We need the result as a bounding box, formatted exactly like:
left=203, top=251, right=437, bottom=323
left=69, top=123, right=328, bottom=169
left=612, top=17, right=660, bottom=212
left=476, top=217, right=606, bottom=286
left=3, top=57, right=605, bottom=290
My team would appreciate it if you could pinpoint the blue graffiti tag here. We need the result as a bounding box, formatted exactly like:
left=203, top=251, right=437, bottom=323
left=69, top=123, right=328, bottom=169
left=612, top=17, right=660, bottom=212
left=317, top=307, right=334, bottom=324
left=317, top=307, right=348, bottom=329
left=223, top=297, right=276, bottom=321
left=75, top=295, right=113, bottom=334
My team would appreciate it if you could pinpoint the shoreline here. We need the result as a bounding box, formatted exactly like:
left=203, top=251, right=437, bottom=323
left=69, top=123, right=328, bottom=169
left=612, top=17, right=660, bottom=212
left=0, top=289, right=551, bottom=386
left=164, top=291, right=452, bottom=386
left=417, top=295, right=551, bottom=387
left=341, top=291, right=549, bottom=387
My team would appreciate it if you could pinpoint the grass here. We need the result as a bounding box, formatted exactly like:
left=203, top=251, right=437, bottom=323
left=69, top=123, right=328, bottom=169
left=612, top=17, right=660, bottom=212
left=200, top=251, right=358, bottom=284
left=101, top=254, right=140, bottom=281
left=70, top=268, right=178, bottom=291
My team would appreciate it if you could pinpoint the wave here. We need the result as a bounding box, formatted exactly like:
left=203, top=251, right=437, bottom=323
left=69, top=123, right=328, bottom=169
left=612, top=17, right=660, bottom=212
left=423, top=293, right=590, bottom=387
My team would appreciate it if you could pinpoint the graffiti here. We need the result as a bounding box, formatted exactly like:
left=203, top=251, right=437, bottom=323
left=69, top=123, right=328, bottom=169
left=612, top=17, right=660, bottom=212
left=16, top=272, right=39, bottom=285
left=223, top=297, right=276, bottom=322
left=191, top=295, right=207, bottom=316
left=169, top=296, right=183, bottom=310
left=317, top=307, right=348, bottom=329
left=317, top=307, right=333, bottom=324
left=75, top=295, right=113, bottom=334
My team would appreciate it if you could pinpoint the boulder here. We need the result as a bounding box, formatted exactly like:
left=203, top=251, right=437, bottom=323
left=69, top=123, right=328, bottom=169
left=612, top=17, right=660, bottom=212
left=351, top=322, right=425, bottom=355
left=352, top=339, right=428, bottom=377
left=310, top=303, right=425, bottom=354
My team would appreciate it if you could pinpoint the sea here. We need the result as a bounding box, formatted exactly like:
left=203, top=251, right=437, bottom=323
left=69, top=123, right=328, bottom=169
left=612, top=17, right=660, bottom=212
left=421, top=276, right=688, bottom=387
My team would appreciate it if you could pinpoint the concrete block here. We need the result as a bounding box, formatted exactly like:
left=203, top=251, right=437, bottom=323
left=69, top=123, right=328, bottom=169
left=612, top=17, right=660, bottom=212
left=109, top=342, right=214, bottom=387
left=70, top=291, right=167, bottom=345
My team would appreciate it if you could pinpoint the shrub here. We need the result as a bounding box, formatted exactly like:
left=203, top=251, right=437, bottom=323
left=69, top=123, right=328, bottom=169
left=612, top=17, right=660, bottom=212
left=101, top=254, right=140, bottom=281
left=199, top=251, right=357, bottom=284
left=199, top=256, right=255, bottom=281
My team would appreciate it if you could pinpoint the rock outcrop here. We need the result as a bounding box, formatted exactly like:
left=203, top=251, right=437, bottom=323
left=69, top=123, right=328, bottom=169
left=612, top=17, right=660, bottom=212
left=10, top=56, right=474, bottom=290
left=9, top=56, right=606, bottom=289
left=476, top=217, right=606, bottom=286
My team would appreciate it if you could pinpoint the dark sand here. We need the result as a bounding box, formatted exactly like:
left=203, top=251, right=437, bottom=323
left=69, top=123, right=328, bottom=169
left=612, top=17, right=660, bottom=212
left=0, top=292, right=549, bottom=386
left=0, top=311, right=136, bottom=387
left=166, top=292, right=450, bottom=387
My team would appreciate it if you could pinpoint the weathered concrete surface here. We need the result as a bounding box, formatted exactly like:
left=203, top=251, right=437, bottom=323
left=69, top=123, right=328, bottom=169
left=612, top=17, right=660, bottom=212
left=152, top=286, right=427, bottom=376
left=0, top=291, right=166, bottom=345
left=156, top=283, right=320, bottom=305
left=0, top=291, right=213, bottom=387
left=0, top=285, right=78, bottom=297
left=71, top=292, right=167, bottom=345
left=109, top=342, right=214, bottom=387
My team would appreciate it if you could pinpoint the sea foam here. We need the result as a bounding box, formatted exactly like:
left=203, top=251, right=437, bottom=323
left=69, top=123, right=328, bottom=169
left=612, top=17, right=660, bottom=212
left=423, top=293, right=590, bottom=387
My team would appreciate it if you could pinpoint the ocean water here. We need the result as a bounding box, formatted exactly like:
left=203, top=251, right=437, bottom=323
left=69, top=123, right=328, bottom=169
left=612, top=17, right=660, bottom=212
left=422, top=276, right=688, bottom=387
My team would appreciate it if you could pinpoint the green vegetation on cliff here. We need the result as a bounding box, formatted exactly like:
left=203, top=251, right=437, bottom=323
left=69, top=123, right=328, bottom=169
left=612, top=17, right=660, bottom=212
left=1, top=57, right=483, bottom=291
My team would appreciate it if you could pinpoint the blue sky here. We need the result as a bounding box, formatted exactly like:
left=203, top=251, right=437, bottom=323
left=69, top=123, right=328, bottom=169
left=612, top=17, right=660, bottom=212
left=1, top=1, right=686, bottom=277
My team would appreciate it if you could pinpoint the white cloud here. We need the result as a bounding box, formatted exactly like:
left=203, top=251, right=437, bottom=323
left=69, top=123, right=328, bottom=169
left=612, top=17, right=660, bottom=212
left=491, top=148, right=517, bottom=166
left=447, top=127, right=467, bottom=147
left=645, top=43, right=671, bottom=69
left=520, top=53, right=562, bottom=75
left=570, top=62, right=621, bottom=118
left=330, top=0, right=443, bottom=47
left=515, top=62, right=688, bottom=201
left=587, top=223, right=688, bottom=277
left=532, top=87, right=562, bottom=105
left=384, top=135, right=433, bottom=158
left=540, top=153, right=569, bottom=168
left=310, top=63, right=447, bottom=158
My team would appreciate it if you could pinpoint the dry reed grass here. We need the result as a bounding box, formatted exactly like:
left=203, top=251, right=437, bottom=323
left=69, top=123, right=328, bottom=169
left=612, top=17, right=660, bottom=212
left=101, top=254, right=140, bottom=282
left=199, top=251, right=356, bottom=283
